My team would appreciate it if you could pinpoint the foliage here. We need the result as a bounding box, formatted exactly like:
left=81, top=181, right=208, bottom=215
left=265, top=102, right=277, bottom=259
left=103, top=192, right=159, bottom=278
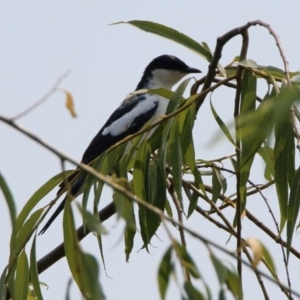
left=1, top=20, right=300, bottom=300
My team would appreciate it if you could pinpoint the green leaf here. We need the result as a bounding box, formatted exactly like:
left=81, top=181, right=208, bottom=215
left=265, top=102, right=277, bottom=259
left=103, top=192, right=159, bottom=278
left=157, top=246, right=173, bottom=300
left=274, top=105, right=295, bottom=231
left=287, top=167, right=300, bottom=260
left=9, top=208, right=45, bottom=271
left=15, top=250, right=29, bottom=300
left=212, top=168, right=223, bottom=203
left=238, top=59, right=258, bottom=69
left=210, top=100, right=235, bottom=146
left=63, top=199, right=105, bottom=300
left=238, top=70, right=257, bottom=215
left=15, top=170, right=73, bottom=234
left=29, top=234, right=43, bottom=300
left=113, top=20, right=211, bottom=61
left=225, top=267, right=243, bottom=300
left=238, top=85, right=299, bottom=167
left=168, top=116, right=183, bottom=203
left=260, top=243, right=276, bottom=275
left=183, top=282, right=206, bottom=300
left=257, top=65, right=299, bottom=80
left=257, top=146, right=274, bottom=181
left=0, top=267, right=7, bottom=300
left=124, top=220, right=136, bottom=262
left=174, top=242, right=200, bottom=279
left=210, top=253, right=227, bottom=284
left=0, top=172, right=16, bottom=231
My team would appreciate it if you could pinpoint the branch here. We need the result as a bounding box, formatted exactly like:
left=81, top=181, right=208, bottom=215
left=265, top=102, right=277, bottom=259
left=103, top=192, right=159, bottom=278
left=37, top=202, right=115, bottom=274
left=10, top=70, right=70, bottom=121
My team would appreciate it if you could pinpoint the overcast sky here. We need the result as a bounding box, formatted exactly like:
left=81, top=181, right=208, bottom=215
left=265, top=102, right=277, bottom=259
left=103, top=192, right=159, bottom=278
left=1, top=2, right=300, bottom=300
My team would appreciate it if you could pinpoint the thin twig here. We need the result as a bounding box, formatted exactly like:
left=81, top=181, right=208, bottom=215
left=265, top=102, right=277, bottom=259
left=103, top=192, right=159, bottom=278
left=10, top=70, right=70, bottom=121
left=166, top=179, right=190, bottom=282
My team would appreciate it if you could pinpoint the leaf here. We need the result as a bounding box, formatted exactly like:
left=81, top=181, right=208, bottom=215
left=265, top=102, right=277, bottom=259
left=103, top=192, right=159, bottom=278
left=62, top=90, right=77, bottom=117
left=257, top=65, right=300, bottom=80
left=210, top=253, right=227, bottom=284
left=0, top=172, right=16, bottom=231
left=287, top=167, right=300, bottom=260
left=210, top=100, right=235, bottom=146
left=238, top=59, right=258, bottom=69
left=15, top=250, right=29, bottom=300
left=174, top=242, right=200, bottom=279
left=15, top=170, right=73, bottom=234
left=274, top=105, right=295, bottom=231
left=63, top=199, right=105, bottom=300
left=225, top=267, right=243, bottom=300
left=0, top=267, right=7, bottom=300
left=246, top=237, right=263, bottom=269
left=29, top=235, right=43, bottom=300
left=183, top=282, right=206, bottom=300
left=257, top=146, right=274, bottom=181
left=168, top=116, right=183, bottom=203
left=157, top=246, right=173, bottom=300
left=211, top=168, right=223, bottom=203
left=9, top=208, right=45, bottom=272
left=238, top=70, right=257, bottom=214
left=113, top=20, right=211, bottom=62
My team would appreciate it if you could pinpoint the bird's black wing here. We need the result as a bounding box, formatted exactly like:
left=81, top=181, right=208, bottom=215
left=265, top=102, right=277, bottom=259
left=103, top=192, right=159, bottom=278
left=40, top=94, right=159, bottom=234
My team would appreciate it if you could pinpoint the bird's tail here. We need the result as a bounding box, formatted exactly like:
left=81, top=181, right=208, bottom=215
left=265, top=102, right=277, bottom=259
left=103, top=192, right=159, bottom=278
left=39, top=196, right=67, bottom=235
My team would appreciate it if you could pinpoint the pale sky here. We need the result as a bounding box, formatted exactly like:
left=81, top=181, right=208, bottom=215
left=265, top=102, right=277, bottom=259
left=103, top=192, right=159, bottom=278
left=1, top=2, right=300, bottom=300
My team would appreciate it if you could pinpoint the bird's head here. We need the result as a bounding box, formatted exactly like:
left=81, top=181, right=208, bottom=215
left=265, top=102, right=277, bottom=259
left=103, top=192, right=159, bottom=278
left=136, top=54, right=201, bottom=90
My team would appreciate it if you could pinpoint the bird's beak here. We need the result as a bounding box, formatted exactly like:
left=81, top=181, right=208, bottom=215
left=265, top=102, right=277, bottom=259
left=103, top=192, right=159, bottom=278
left=185, top=67, right=201, bottom=74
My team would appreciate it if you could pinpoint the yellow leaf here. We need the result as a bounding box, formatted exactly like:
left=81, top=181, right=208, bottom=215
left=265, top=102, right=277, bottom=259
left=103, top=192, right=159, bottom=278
left=62, top=90, right=77, bottom=117
left=246, top=237, right=263, bottom=269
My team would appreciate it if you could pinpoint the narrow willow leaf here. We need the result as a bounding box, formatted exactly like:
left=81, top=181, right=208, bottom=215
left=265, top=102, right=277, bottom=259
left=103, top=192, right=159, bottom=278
left=257, top=65, right=299, bottom=80
left=10, top=208, right=45, bottom=270
left=263, top=68, right=280, bottom=95
left=157, top=246, right=173, bottom=300
left=257, top=146, right=274, bottom=181
left=238, top=59, right=258, bottom=69
left=81, top=253, right=105, bottom=300
left=63, top=200, right=104, bottom=300
left=225, top=267, right=243, bottom=300
left=168, top=116, right=183, bottom=203
left=238, top=70, right=257, bottom=215
left=29, top=234, right=43, bottom=300
left=113, top=185, right=136, bottom=230
left=15, top=170, right=73, bottom=234
left=287, top=167, right=300, bottom=260
left=62, top=90, right=77, bottom=117
left=274, top=106, right=295, bottom=231
left=183, top=282, right=206, bottom=300
left=125, top=220, right=136, bottom=262
left=210, top=253, right=227, bottom=284
left=261, top=243, right=276, bottom=274
left=0, top=172, right=16, bottom=231
left=187, top=191, right=199, bottom=218
left=164, top=199, right=173, bottom=219
left=113, top=20, right=211, bottom=61
left=0, top=267, right=7, bottom=300
left=246, top=237, right=263, bottom=269
left=15, top=250, right=29, bottom=300
left=174, top=242, right=200, bottom=279
left=238, top=85, right=299, bottom=168
left=212, top=168, right=222, bottom=203
left=210, top=100, right=235, bottom=146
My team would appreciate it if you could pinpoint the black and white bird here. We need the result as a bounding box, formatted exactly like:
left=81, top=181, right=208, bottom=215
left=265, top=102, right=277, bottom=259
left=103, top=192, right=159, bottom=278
left=39, top=54, right=201, bottom=234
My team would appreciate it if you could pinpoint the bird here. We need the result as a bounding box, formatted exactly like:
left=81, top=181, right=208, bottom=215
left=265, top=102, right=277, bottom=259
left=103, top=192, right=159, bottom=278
left=39, top=54, right=201, bottom=234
